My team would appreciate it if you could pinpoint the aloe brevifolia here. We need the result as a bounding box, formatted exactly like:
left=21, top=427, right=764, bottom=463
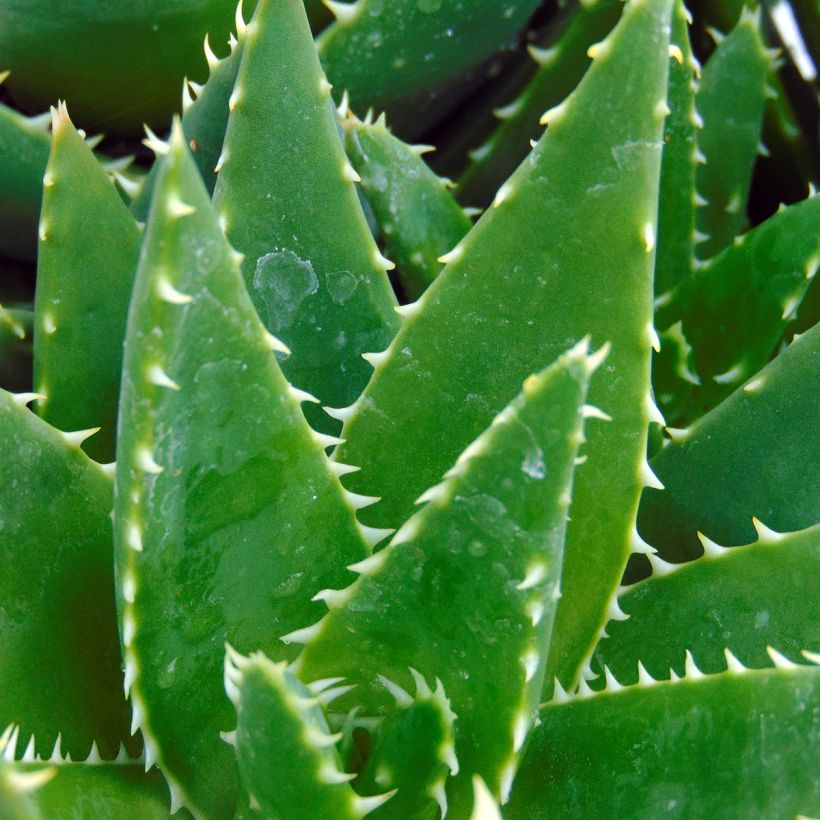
left=0, top=0, right=818, bottom=817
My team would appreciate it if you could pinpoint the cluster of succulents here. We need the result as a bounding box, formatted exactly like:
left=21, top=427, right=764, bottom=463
left=0, top=0, right=818, bottom=817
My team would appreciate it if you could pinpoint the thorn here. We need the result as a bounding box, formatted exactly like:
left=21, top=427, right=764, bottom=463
left=279, top=623, right=322, bottom=645
left=156, top=277, right=194, bottom=305
left=551, top=677, right=571, bottom=704
left=527, top=44, right=559, bottom=66
left=437, top=244, right=464, bottom=265
left=766, top=646, right=797, bottom=669
left=311, top=588, right=350, bottom=609
left=697, top=531, right=727, bottom=558
left=516, top=562, right=547, bottom=591
left=684, top=650, right=704, bottom=679
left=146, top=364, right=181, bottom=391
left=373, top=249, right=395, bottom=271
left=135, top=447, right=163, bottom=474
left=203, top=33, right=219, bottom=68
left=581, top=404, right=612, bottom=422
left=336, top=90, right=350, bottom=118
left=377, top=675, right=413, bottom=707
left=647, top=552, right=677, bottom=577
left=492, top=181, right=513, bottom=208
left=262, top=330, right=291, bottom=356
left=641, top=460, right=664, bottom=490
left=142, top=125, right=169, bottom=155
left=354, top=791, right=397, bottom=816
left=328, top=460, right=360, bottom=477
left=636, top=662, right=656, bottom=686
left=668, top=44, right=683, bottom=63
left=751, top=517, right=783, bottom=543
left=235, top=0, right=247, bottom=35
left=11, top=392, right=46, bottom=407
left=602, top=666, right=623, bottom=692
left=539, top=100, right=567, bottom=126
left=358, top=524, right=394, bottom=548
left=348, top=552, right=388, bottom=576
left=288, top=386, right=320, bottom=404
left=723, top=648, right=746, bottom=673
left=345, top=490, right=380, bottom=510
left=61, top=427, right=100, bottom=448
left=394, top=300, right=422, bottom=319
left=362, top=349, right=390, bottom=368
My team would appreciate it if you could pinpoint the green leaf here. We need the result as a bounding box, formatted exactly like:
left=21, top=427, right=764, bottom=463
left=507, top=663, right=820, bottom=819
left=130, top=41, right=245, bottom=222
left=593, top=522, right=820, bottom=684
left=0, top=96, right=50, bottom=261
left=225, top=649, right=390, bottom=820
left=343, top=113, right=473, bottom=301
left=114, top=123, right=372, bottom=819
left=357, top=674, right=458, bottom=820
left=654, top=193, right=820, bottom=424
left=318, top=0, right=541, bottom=112
left=0, top=305, right=33, bottom=393
left=33, top=105, right=141, bottom=463
left=333, top=0, right=675, bottom=690
left=654, top=0, right=699, bottom=298
left=0, top=0, right=242, bottom=135
left=694, top=9, right=772, bottom=260
left=0, top=391, right=131, bottom=761
left=0, top=727, right=176, bottom=820
left=212, top=0, right=399, bottom=433
left=456, top=0, right=622, bottom=209
left=297, top=340, right=593, bottom=812
left=640, top=322, right=820, bottom=562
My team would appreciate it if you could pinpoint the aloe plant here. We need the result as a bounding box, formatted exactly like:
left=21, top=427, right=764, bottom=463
left=0, top=0, right=818, bottom=817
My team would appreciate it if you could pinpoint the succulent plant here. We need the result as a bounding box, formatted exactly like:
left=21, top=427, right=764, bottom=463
left=1, top=0, right=818, bottom=818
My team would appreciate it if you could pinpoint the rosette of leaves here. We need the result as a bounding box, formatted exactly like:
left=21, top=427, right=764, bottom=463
left=0, top=0, right=818, bottom=818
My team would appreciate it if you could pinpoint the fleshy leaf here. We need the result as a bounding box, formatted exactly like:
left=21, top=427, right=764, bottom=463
left=594, top=522, right=820, bottom=684
left=212, top=0, right=399, bottom=432
left=0, top=728, right=175, bottom=819
left=333, top=0, right=674, bottom=689
left=654, top=193, right=820, bottom=424
left=114, top=123, right=370, bottom=818
left=654, top=0, right=699, bottom=298
left=225, top=650, right=387, bottom=820
left=318, top=0, right=541, bottom=111
left=343, top=112, right=472, bottom=301
left=33, top=104, right=141, bottom=462
left=694, top=8, right=772, bottom=260
left=298, top=340, right=593, bottom=813
left=457, top=0, right=622, bottom=209
left=0, top=390, right=131, bottom=760
left=358, top=675, right=458, bottom=820
left=507, top=664, right=820, bottom=819
left=0, top=98, right=51, bottom=261
left=640, top=322, right=820, bottom=562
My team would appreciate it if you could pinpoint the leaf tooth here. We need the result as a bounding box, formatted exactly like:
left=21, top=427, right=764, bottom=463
left=641, top=460, right=664, bottom=490
left=751, top=517, right=784, bottom=544
left=336, top=90, right=351, bottom=118
left=684, top=650, right=705, bottom=680
left=353, top=790, right=398, bottom=817
left=766, top=647, right=797, bottom=669
left=636, top=662, right=657, bottom=686
left=723, top=649, right=747, bottom=674
left=602, top=666, right=624, bottom=693
left=390, top=516, right=420, bottom=547
left=203, top=33, right=219, bottom=68
left=665, top=426, right=691, bottom=442
left=528, top=43, right=559, bottom=66
left=311, top=587, right=351, bottom=609
left=219, top=730, right=236, bottom=748
left=168, top=780, right=187, bottom=815
left=586, top=340, right=611, bottom=372
left=394, top=299, right=423, bottom=319
left=521, top=648, right=540, bottom=684
left=606, top=595, right=629, bottom=623
left=377, top=674, right=413, bottom=707
left=279, top=622, right=323, bottom=646
left=629, top=526, right=656, bottom=555
left=60, top=427, right=101, bottom=448
left=123, top=655, right=138, bottom=697
left=305, top=727, right=342, bottom=749
left=318, top=763, right=356, bottom=785
left=539, top=100, right=568, bottom=127
left=515, top=562, right=547, bottom=591
left=408, top=668, right=433, bottom=699
left=181, top=77, right=195, bottom=113
left=143, top=733, right=158, bottom=772
left=647, top=552, right=677, bottom=577
left=431, top=780, right=448, bottom=818
left=315, top=684, right=356, bottom=706
left=156, top=276, right=194, bottom=305
left=122, top=611, right=136, bottom=647
left=325, top=0, right=360, bottom=24
left=436, top=243, right=464, bottom=265
left=135, top=446, right=163, bottom=474
left=801, top=650, right=820, bottom=665
left=493, top=97, right=525, bottom=120
left=48, top=733, right=63, bottom=763
left=576, top=677, right=594, bottom=698
left=146, top=364, right=181, bottom=391
left=581, top=404, right=612, bottom=422
left=415, top=481, right=450, bottom=505
left=328, top=460, right=361, bottom=477
left=348, top=551, right=388, bottom=576
left=668, top=44, right=684, bottom=63
left=166, top=195, right=197, bottom=219
left=314, top=431, right=345, bottom=449
left=126, top=522, right=143, bottom=552
left=492, top=181, right=514, bottom=208
left=342, top=161, right=361, bottom=183
left=362, top=349, right=390, bottom=368
left=41, top=311, right=56, bottom=333
left=646, top=392, right=665, bottom=425
left=345, top=490, right=379, bottom=510
left=10, top=392, right=45, bottom=407
left=526, top=600, right=545, bottom=627
left=142, top=125, right=169, bottom=156
left=288, top=385, right=320, bottom=404
left=469, top=775, right=502, bottom=820
left=214, top=148, right=228, bottom=173
left=234, top=0, right=247, bottom=35
left=697, top=531, right=729, bottom=558
left=324, top=403, right=357, bottom=423
left=373, top=248, right=395, bottom=271
left=2, top=725, right=19, bottom=762
left=513, top=710, right=530, bottom=753
left=357, top=523, right=394, bottom=548
left=551, top=677, right=571, bottom=704
left=587, top=39, right=612, bottom=61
